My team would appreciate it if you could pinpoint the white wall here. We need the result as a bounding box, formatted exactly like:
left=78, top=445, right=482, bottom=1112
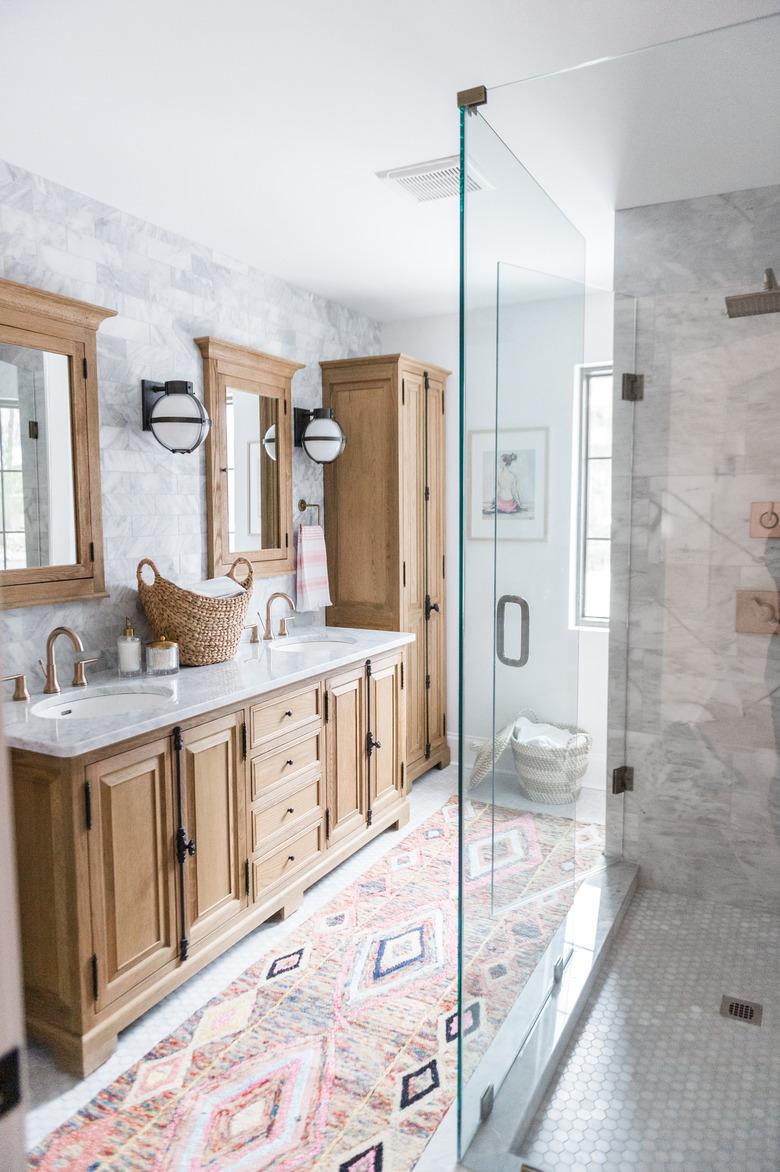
left=384, top=290, right=612, bottom=789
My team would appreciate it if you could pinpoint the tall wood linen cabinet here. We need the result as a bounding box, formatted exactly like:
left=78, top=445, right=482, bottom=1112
left=321, top=354, right=450, bottom=783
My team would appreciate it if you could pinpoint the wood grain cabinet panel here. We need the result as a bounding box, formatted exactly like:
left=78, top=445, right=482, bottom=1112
left=369, top=654, right=405, bottom=818
left=250, top=684, right=320, bottom=749
left=181, top=714, right=246, bottom=950
left=322, top=354, right=450, bottom=782
left=86, top=740, right=178, bottom=1012
left=250, top=730, right=320, bottom=799
left=324, top=664, right=366, bottom=846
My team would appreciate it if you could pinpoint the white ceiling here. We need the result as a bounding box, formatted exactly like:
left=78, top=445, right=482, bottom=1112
left=1, top=0, right=778, bottom=322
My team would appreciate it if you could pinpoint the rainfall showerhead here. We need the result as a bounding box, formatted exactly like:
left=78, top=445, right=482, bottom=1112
left=725, top=268, right=780, bottom=318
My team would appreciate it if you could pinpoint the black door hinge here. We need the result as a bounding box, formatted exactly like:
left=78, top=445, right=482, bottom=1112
left=82, top=357, right=89, bottom=380
left=0, top=1047, right=21, bottom=1119
left=425, top=741, right=431, bottom=759
left=241, top=720, right=248, bottom=761
left=621, top=372, right=644, bottom=401
left=425, top=673, right=431, bottom=690
left=325, top=808, right=330, bottom=839
left=244, top=858, right=250, bottom=897
left=612, top=765, right=634, bottom=795
left=84, top=781, right=92, bottom=830
left=400, top=661, right=404, bottom=690
left=90, top=953, right=99, bottom=1002
left=324, top=690, right=329, bottom=723
left=27, top=420, right=39, bottom=440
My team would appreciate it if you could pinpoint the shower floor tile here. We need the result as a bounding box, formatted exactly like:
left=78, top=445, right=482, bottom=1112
left=519, top=889, right=780, bottom=1172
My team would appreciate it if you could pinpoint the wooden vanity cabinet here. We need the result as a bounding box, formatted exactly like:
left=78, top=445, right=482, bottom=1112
left=11, top=649, right=408, bottom=1077
left=321, top=354, right=450, bottom=783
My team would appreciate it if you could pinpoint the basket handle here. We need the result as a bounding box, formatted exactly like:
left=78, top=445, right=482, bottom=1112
left=227, top=557, right=254, bottom=590
left=136, top=558, right=161, bottom=587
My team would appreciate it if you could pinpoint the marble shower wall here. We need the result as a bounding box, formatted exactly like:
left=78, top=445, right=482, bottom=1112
left=0, top=160, right=381, bottom=683
left=611, top=183, right=780, bottom=910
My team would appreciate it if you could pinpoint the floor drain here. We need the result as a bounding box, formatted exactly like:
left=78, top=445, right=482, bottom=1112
left=720, top=995, right=763, bottom=1025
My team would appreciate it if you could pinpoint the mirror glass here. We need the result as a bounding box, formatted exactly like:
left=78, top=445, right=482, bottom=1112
left=0, top=343, right=77, bottom=570
left=225, top=386, right=280, bottom=551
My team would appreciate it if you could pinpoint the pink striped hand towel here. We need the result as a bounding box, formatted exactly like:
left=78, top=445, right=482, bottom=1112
left=296, top=524, right=332, bottom=611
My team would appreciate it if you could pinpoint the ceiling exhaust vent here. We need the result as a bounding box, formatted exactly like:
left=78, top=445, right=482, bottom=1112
left=376, top=155, right=490, bottom=202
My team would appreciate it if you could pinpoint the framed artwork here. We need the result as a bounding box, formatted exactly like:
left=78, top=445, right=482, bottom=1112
left=469, top=428, right=548, bottom=540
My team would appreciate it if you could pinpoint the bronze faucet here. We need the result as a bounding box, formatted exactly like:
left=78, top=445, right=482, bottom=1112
left=260, top=593, right=296, bottom=641
left=40, top=627, right=88, bottom=695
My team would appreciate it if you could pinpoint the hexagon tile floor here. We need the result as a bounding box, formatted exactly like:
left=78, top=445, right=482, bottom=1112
left=518, top=888, right=780, bottom=1172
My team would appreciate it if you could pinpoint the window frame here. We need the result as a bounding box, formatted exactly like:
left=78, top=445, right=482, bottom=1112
left=574, top=362, right=613, bottom=629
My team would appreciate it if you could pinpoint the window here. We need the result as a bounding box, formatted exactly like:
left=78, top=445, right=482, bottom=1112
left=575, top=364, right=612, bottom=626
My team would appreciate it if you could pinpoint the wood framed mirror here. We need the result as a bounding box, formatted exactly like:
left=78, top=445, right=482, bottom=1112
left=196, top=337, right=302, bottom=578
left=0, top=277, right=115, bottom=608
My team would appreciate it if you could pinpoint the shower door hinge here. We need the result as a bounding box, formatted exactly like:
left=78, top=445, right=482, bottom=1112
left=621, top=372, right=644, bottom=401
left=479, top=1083, right=494, bottom=1121
left=612, top=765, right=634, bottom=795
left=457, top=85, right=488, bottom=110
left=27, top=420, right=39, bottom=440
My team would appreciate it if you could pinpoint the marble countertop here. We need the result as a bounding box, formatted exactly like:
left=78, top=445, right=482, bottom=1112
left=4, top=627, right=414, bottom=759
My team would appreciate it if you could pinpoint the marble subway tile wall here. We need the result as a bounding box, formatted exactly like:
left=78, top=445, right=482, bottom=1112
left=611, top=183, right=780, bottom=910
left=0, top=161, right=380, bottom=683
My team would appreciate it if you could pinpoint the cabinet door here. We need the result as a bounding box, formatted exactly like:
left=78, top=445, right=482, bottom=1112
left=181, top=713, right=247, bottom=950
left=87, top=740, right=178, bottom=1011
left=426, top=371, right=447, bottom=757
left=400, top=367, right=427, bottom=777
left=369, top=652, right=405, bottom=815
left=325, top=664, right=366, bottom=846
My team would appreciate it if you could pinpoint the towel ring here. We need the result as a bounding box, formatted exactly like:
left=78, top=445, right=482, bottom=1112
left=298, top=499, right=321, bottom=526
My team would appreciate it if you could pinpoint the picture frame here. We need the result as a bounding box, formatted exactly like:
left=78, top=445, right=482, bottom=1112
left=469, top=428, right=548, bottom=540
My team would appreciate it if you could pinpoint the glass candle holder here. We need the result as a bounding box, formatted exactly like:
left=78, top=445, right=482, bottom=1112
left=146, top=635, right=180, bottom=676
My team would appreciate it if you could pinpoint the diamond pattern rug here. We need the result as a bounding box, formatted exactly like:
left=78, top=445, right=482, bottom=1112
left=28, top=799, right=604, bottom=1170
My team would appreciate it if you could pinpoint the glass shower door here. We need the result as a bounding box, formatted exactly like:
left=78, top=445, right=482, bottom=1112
left=457, top=107, right=592, bottom=1160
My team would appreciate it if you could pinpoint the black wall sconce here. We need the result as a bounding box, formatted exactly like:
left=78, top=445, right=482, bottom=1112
left=142, top=380, right=211, bottom=454
left=293, top=406, right=346, bottom=464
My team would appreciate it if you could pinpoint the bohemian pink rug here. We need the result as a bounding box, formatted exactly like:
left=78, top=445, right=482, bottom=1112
left=29, top=798, right=604, bottom=1170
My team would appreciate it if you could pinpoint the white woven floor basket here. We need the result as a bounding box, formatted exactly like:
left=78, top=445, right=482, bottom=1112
left=510, top=709, right=592, bottom=804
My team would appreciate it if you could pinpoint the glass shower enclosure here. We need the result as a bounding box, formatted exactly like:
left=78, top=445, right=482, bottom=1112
left=455, top=13, right=780, bottom=1168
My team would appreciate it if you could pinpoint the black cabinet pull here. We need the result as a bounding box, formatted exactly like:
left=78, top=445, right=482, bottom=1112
left=287, top=854, right=295, bottom=862
left=286, top=807, right=295, bottom=814
left=286, top=758, right=294, bottom=766
left=284, top=709, right=293, bottom=717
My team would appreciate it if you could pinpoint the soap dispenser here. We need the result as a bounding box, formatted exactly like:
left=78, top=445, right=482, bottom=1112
left=117, top=617, right=142, bottom=678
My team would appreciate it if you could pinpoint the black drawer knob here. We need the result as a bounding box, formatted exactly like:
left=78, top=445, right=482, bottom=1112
left=286, top=807, right=295, bottom=814
left=284, top=709, right=293, bottom=717
left=287, top=854, right=295, bottom=862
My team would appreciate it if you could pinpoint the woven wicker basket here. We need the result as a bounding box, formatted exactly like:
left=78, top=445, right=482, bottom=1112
left=136, top=557, right=253, bottom=667
left=510, top=709, right=591, bottom=804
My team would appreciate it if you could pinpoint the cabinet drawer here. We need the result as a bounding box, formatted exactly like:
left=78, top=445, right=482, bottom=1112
left=250, top=731, right=320, bottom=800
left=252, top=777, right=321, bottom=849
left=253, top=823, right=322, bottom=896
left=250, top=685, right=320, bottom=748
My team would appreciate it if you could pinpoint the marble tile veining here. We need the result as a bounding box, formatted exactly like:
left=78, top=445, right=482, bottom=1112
left=0, top=159, right=382, bottom=687
left=609, top=182, right=780, bottom=911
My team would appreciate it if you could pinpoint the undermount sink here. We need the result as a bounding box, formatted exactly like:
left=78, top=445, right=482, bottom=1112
left=269, top=636, right=357, bottom=653
left=32, top=683, right=175, bottom=720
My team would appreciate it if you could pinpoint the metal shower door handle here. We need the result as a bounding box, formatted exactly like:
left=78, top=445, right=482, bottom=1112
left=496, top=594, right=530, bottom=667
